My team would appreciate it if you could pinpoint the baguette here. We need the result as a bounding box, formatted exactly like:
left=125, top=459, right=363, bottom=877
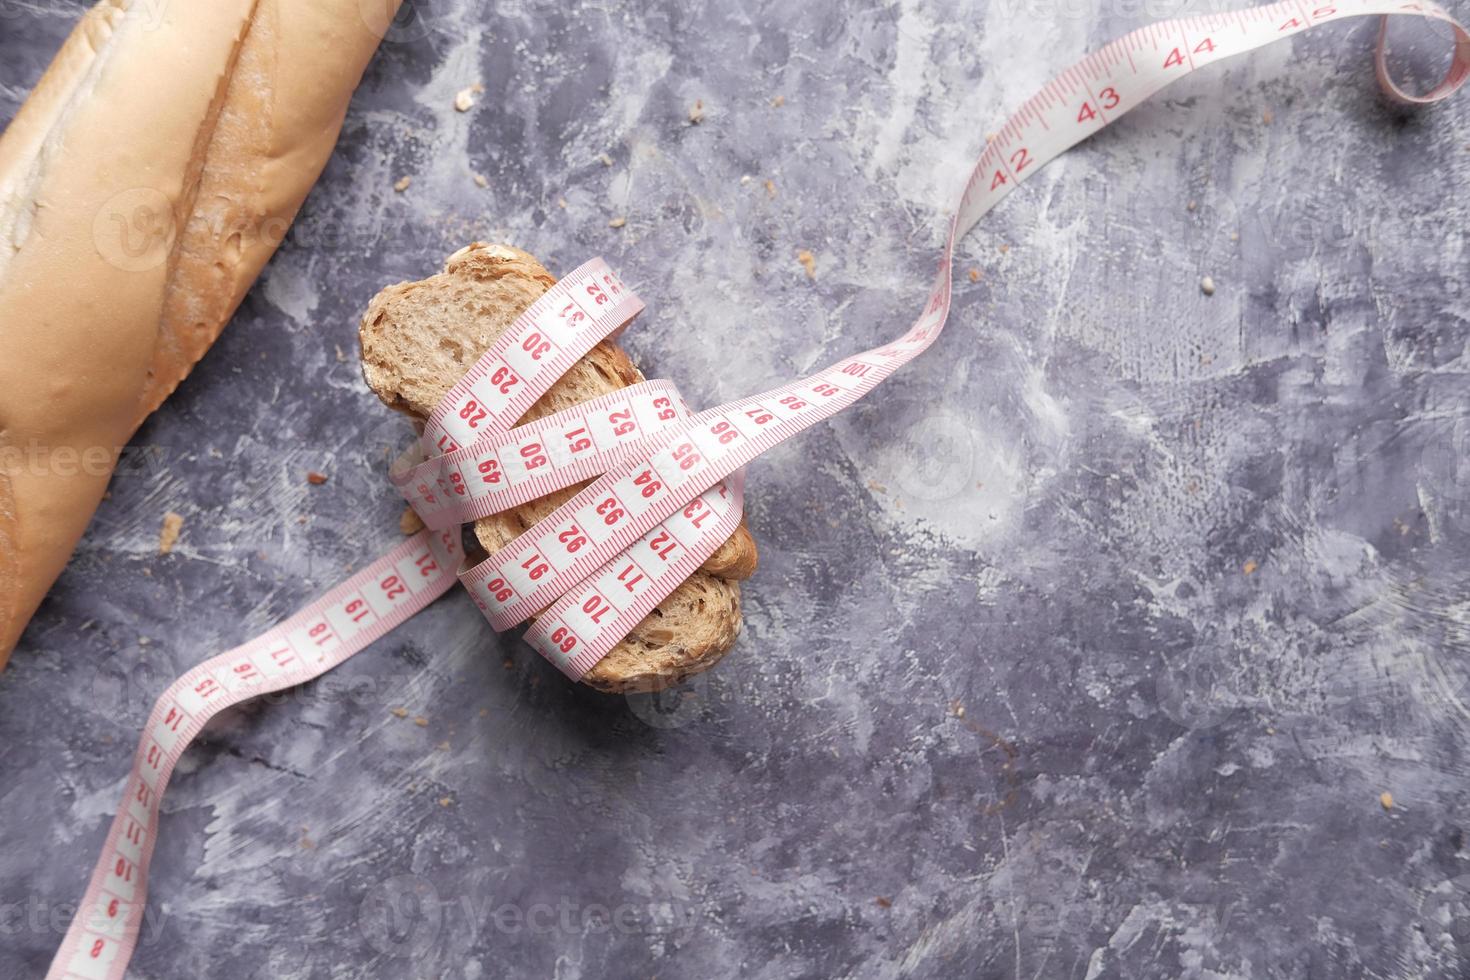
left=0, top=0, right=398, bottom=667
left=360, top=244, right=759, bottom=692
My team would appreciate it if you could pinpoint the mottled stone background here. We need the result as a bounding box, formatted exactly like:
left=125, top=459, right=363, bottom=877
left=3, top=0, right=1470, bottom=977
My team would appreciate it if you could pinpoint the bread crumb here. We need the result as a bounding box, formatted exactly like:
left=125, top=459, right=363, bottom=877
left=764, top=179, right=777, bottom=198
left=998, top=244, right=1010, bottom=254
left=473, top=173, right=489, bottom=188
left=557, top=197, right=567, bottom=209
left=454, top=82, right=484, bottom=112
left=598, top=152, right=614, bottom=167
left=393, top=176, right=412, bottom=193
left=401, top=507, right=426, bottom=535
left=1262, top=109, right=1274, bottom=124
left=413, top=716, right=429, bottom=727
left=875, top=897, right=892, bottom=908
left=158, top=512, right=184, bottom=555
left=1201, top=276, right=1217, bottom=296
left=1242, top=559, right=1258, bottom=575
left=949, top=699, right=965, bottom=718
left=307, top=471, right=329, bottom=485
left=439, top=797, right=453, bottom=808
left=796, top=249, right=816, bottom=278
left=688, top=99, right=705, bottom=124
left=608, top=216, right=627, bottom=229
left=390, top=707, right=408, bottom=718
left=770, top=94, right=786, bottom=107
left=1380, top=791, right=1394, bottom=811
left=968, top=268, right=981, bottom=283
left=1187, top=200, right=1198, bottom=212
left=437, top=741, right=450, bottom=751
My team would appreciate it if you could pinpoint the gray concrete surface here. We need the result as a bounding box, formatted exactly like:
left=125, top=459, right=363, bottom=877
left=3, top=0, right=1470, bottom=977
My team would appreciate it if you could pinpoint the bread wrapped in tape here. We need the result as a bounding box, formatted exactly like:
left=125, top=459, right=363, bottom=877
left=360, top=245, right=760, bottom=692
left=0, top=0, right=398, bottom=666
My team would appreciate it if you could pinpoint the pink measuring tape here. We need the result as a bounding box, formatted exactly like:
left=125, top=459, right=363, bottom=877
left=45, top=2, right=1470, bottom=976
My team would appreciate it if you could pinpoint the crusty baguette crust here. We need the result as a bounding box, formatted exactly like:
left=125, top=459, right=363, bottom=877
left=0, top=0, right=397, bottom=666
left=0, top=1, right=129, bottom=267
left=0, top=0, right=139, bottom=657
left=147, top=1, right=402, bottom=415
left=359, top=243, right=759, bottom=692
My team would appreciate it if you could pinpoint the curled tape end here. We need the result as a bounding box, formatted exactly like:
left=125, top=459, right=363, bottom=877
left=1373, top=12, right=1470, bottom=105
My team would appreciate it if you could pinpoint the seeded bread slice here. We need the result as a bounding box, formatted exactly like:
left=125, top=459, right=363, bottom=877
left=360, top=243, right=758, bottom=692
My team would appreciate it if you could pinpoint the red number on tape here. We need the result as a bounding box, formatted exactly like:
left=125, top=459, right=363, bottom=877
left=597, top=497, right=626, bottom=526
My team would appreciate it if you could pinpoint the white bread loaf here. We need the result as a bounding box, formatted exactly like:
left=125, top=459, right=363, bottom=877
left=0, top=0, right=398, bottom=667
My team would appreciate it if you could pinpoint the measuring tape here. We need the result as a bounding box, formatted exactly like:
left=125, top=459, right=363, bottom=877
left=44, top=1, right=1469, bottom=976
left=43, top=529, right=462, bottom=978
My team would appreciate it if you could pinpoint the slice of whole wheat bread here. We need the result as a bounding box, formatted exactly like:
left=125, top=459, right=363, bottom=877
left=360, top=243, right=757, bottom=692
